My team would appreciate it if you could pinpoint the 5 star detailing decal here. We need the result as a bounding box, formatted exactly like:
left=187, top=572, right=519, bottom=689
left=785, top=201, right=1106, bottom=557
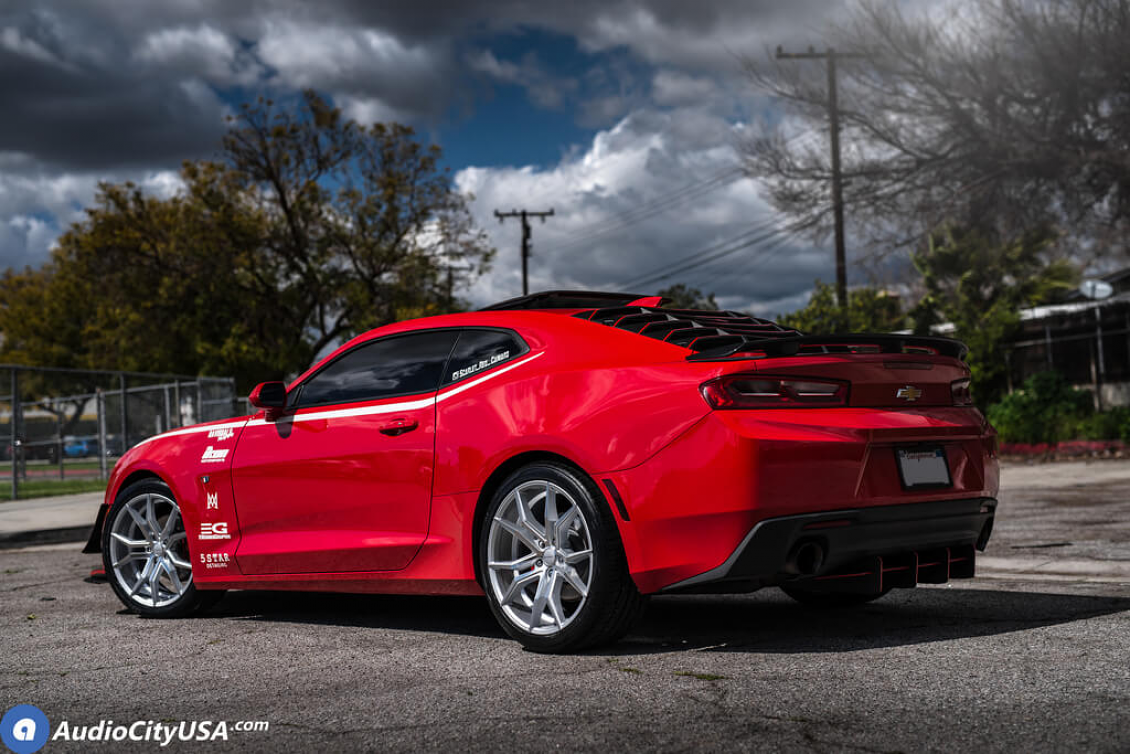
left=200, top=552, right=231, bottom=570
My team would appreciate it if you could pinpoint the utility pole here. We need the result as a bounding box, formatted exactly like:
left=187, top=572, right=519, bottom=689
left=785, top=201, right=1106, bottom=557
left=494, top=208, right=554, bottom=296
left=776, top=46, right=864, bottom=307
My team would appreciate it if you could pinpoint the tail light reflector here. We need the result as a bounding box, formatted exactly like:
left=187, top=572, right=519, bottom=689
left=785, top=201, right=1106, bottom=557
left=701, top=374, right=849, bottom=409
left=951, top=378, right=973, bottom=406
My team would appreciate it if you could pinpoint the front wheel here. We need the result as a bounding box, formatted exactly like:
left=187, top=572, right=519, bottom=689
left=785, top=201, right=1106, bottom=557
left=102, top=479, right=224, bottom=618
left=480, top=463, right=646, bottom=653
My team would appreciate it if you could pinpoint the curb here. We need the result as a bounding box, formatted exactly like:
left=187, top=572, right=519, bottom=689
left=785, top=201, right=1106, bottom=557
left=0, top=525, right=93, bottom=551
left=977, top=555, right=1130, bottom=584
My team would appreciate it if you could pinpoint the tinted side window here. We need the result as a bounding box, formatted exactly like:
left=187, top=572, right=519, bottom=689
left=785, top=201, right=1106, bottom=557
left=298, top=331, right=458, bottom=406
left=443, top=329, right=526, bottom=386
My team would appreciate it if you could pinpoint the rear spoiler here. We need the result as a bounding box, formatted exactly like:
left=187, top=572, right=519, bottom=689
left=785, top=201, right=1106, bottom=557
left=571, top=305, right=968, bottom=362
left=687, top=333, right=968, bottom=362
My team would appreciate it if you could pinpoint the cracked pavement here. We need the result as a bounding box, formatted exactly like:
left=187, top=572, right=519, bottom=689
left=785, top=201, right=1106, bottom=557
left=1, top=461, right=1129, bottom=752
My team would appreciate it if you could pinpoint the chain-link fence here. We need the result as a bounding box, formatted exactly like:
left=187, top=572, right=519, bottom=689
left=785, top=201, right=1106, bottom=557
left=0, top=365, right=240, bottom=500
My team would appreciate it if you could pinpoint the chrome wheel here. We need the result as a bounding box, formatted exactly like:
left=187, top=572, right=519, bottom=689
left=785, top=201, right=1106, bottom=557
left=486, top=480, right=594, bottom=635
left=107, top=492, right=192, bottom=608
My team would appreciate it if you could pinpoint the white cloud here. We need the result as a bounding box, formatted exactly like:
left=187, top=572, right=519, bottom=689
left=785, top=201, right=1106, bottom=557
left=466, top=49, right=577, bottom=109
left=456, top=106, right=830, bottom=315
left=134, top=24, right=261, bottom=85
left=652, top=69, right=719, bottom=107
left=0, top=164, right=187, bottom=268
left=0, top=25, right=71, bottom=69
left=0, top=214, right=57, bottom=269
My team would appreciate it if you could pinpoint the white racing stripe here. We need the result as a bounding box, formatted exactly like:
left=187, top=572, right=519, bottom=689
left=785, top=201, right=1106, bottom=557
left=132, top=350, right=545, bottom=446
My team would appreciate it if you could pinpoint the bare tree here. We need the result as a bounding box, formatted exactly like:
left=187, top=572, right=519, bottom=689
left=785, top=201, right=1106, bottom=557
left=741, top=0, right=1130, bottom=260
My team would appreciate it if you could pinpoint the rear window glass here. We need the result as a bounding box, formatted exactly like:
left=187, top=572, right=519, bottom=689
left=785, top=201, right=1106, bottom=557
left=443, top=330, right=526, bottom=386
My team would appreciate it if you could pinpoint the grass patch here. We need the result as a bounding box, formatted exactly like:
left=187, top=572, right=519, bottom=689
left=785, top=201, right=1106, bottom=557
left=24, top=460, right=105, bottom=472
left=0, top=478, right=107, bottom=502
left=674, top=671, right=728, bottom=681
left=617, top=666, right=642, bottom=674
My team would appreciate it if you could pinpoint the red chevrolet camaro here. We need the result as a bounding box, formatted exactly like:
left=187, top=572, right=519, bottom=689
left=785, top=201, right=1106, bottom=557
left=86, top=291, right=999, bottom=652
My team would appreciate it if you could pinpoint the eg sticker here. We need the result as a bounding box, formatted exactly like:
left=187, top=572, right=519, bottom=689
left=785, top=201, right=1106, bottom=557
left=199, top=522, right=230, bottom=541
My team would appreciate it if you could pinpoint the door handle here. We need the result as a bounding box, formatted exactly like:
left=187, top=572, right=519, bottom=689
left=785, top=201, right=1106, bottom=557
left=379, top=417, right=419, bottom=436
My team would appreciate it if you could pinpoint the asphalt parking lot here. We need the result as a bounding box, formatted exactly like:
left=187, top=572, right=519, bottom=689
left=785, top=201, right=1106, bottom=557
left=2, top=461, right=1128, bottom=753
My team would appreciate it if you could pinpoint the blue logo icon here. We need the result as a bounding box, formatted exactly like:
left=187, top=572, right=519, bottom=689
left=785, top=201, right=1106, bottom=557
left=1, top=706, right=49, bottom=754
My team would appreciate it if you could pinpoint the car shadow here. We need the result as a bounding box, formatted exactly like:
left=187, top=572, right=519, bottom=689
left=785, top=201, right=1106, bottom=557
left=208, top=585, right=1130, bottom=655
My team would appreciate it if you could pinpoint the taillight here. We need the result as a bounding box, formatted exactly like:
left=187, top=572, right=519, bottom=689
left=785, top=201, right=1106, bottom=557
left=951, top=378, right=973, bottom=406
left=700, top=374, right=849, bottom=409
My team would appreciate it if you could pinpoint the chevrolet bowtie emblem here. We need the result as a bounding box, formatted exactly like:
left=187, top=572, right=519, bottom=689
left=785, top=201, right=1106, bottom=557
left=897, top=385, right=923, bottom=402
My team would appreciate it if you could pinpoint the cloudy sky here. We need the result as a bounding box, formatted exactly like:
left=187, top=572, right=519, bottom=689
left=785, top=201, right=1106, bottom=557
left=0, top=0, right=891, bottom=315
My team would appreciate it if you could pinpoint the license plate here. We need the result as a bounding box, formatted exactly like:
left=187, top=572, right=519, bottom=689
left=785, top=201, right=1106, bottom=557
left=896, top=445, right=952, bottom=490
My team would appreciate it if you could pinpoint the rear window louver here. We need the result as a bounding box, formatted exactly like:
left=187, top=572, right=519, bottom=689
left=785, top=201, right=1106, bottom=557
left=571, top=306, right=967, bottom=361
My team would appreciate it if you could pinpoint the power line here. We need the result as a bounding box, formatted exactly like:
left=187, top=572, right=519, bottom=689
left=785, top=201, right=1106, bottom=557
left=687, top=225, right=805, bottom=294
left=624, top=218, right=804, bottom=290
left=542, top=168, right=742, bottom=255
left=621, top=209, right=799, bottom=288
left=493, top=208, right=554, bottom=296
left=775, top=46, right=865, bottom=307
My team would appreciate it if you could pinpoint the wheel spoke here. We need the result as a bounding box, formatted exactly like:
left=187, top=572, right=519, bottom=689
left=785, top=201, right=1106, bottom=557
left=125, top=505, right=150, bottom=537
left=111, top=532, right=147, bottom=549
left=162, top=559, right=184, bottom=594
left=112, top=552, right=147, bottom=568
left=495, top=518, right=539, bottom=551
left=554, top=505, right=578, bottom=546
left=129, top=559, right=152, bottom=596
left=145, top=494, right=159, bottom=536
left=513, top=488, right=546, bottom=540
left=167, top=531, right=187, bottom=545
left=560, top=565, right=589, bottom=598
left=148, top=560, right=161, bottom=604
left=488, top=553, right=538, bottom=572
left=543, top=484, right=558, bottom=544
left=548, top=575, right=567, bottom=627
left=167, top=550, right=191, bottom=570
left=527, top=571, right=553, bottom=629
left=564, top=548, right=592, bottom=565
left=161, top=506, right=180, bottom=538
left=500, top=569, right=540, bottom=607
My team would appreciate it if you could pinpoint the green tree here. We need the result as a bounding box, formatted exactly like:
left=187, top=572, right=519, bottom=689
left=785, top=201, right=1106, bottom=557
left=778, top=280, right=906, bottom=334
left=909, top=226, right=1078, bottom=405
left=987, top=372, right=1093, bottom=444
left=657, top=284, right=719, bottom=310
left=0, top=92, right=494, bottom=392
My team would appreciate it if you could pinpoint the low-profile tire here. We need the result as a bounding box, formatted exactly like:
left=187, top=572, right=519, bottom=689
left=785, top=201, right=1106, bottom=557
left=780, top=584, right=892, bottom=608
left=102, top=479, right=225, bottom=618
left=479, top=462, right=646, bottom=653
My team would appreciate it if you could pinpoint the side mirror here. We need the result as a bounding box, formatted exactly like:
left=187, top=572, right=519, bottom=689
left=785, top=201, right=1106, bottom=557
left=249, top=382, right=287, bottom=410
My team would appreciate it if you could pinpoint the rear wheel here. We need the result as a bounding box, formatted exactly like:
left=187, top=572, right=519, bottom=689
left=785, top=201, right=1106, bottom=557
left=781, top=585, right=892, bottom=608
left=480, top=463, right=645, bottom=653
left=102, top=479, right=224, bottom=618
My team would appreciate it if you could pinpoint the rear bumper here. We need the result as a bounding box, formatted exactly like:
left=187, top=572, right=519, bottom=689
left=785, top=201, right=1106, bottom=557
left=607, top=407, right=999, bottom=593
left=663, top=497, right=996, bottom=593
